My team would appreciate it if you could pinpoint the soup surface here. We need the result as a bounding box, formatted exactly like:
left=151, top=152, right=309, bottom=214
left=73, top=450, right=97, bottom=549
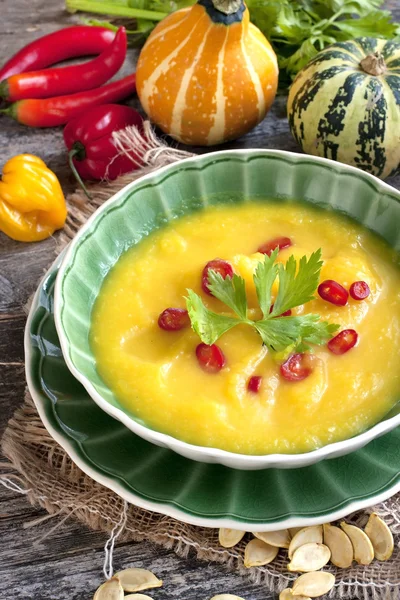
left=91, top=202, right=400, bottom=454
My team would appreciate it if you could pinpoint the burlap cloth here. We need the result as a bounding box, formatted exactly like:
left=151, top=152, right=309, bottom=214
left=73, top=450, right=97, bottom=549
left=1, top=124, right=399, bottom=599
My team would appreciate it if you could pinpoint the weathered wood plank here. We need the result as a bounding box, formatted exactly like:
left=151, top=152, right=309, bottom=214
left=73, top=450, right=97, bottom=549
left=0, top=241, right=57, bottom=314
left=1, top=2, right=400, bottom=599
left=0, top=318, right=25, bottom=361
left=0, top=365, right=26, bottom=433
left=0, top=538, right=271, bottom=600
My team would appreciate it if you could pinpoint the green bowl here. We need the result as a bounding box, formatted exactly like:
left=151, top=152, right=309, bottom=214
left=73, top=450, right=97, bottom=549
left=54, top=149, right=400, bottom=470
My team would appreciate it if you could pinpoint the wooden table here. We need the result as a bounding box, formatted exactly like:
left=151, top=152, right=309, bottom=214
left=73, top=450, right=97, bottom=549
left=1, top=2, right=400, bottom=598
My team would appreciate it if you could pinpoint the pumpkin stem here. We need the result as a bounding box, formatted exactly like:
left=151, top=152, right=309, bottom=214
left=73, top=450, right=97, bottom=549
left=360, top=52, right=387, bottom=76
left=211, top=0, right=242, bottom=14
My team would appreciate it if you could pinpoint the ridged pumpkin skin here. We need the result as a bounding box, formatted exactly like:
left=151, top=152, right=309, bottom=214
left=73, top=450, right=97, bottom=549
left=288, top=37, right=400, bottom=180
left=136, top=0, right=278, bottom=145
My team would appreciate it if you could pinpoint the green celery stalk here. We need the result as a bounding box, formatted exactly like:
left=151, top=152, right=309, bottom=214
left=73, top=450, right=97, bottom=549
left=66, top=0, right=168, bottom=21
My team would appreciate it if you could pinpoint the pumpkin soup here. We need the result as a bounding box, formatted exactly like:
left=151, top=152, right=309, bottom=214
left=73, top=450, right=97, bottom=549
left=90, top=202, right=400, bottom=455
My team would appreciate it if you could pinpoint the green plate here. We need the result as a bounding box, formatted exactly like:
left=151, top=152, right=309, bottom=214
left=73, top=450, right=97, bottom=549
left=26, top=256, right=400, bottom=530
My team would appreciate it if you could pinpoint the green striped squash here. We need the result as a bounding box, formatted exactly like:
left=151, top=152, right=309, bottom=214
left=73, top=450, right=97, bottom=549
left=287, top=37, right=400, bottom=180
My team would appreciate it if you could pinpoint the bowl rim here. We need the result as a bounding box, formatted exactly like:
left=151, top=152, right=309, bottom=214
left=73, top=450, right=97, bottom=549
left=54, top=148, right=400, bottom=468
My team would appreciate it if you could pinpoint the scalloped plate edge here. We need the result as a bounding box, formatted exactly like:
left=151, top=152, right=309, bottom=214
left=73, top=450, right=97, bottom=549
left=24, top=254, right=400, bottom=531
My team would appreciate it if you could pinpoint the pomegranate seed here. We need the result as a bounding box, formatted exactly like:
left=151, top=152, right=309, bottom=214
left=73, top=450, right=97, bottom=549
left=248, top=375, right=262, bottom=393
left=158, top=308, right=190, bottom=331
left=258, top=236, right=292, bottom=256
left=270, top=304, right=292, bottom=317
left=349, top=281, right=370, bottom=300
left=201, top=259, right=234, bottom=295
left=327, top=329, right=358, bottom=355
left=280, top=353, right=313, bottom=382
left=196, top=343, right=226, bottom=373
left=318, top=279, right=349, bottom=306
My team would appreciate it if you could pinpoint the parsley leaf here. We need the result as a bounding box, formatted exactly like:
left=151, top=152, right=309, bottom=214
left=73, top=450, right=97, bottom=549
left=255, top=314, right=338, bottom=352
left=207, top=270, right=248, bottom=320
left=254, top=316, right=304, bottom=352
left=313, top=0, right=385, bottom=17
left=279, top=39, right=320, bottom=79
left=253, top=249, right=280, bottom=318
left=186, top=290, right=239, bottom=345
left=335, top=12, right=399, bottom=39
left=271, top=249, right=323, bottom=317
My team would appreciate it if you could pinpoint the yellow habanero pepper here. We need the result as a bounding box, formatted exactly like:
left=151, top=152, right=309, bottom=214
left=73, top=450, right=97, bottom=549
left=0, top=154, right=67, bottom=242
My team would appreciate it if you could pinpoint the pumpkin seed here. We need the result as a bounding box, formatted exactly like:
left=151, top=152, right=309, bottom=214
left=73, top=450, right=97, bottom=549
left=323, top=524, right=353, bottom=568
left=288, top=543, right=330, bottom=572
left=219, top=528, right=246, bottom=548
left=210, top=596, right=246, bottom=600
left=364, top=513, right=394, bottom=561
left=340, top=522, right=374, bottom=565
left=93, top=577, right=124, bottom=600
left=292, top=571, right=335, bottom=597
left=289, top=527, right=304, bottom=537
left=244, top=538, right=279, bottom=567
left=115, top=568, right=162, bottom=592
left=253, top=529, right=291, bottom=549
left=279, top=588, right=311, bottom=600
left=124, top=596, right=153, bottom=600
left=288, top=526, right=323, bottom=560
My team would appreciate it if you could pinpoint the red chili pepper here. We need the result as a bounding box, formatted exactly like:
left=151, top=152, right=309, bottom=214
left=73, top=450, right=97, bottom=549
left=0, top=28, right=127, bottom=102
left=0, top=26, right=115, bottom=82
left=63, top=104, right=143, bottom=197
left=1, top=75, right=136, bottom=127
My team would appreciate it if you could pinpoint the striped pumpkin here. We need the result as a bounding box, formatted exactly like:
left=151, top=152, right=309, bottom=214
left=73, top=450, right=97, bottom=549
left=288, top=38, right=400, bottom=180
left=136, top=0, right=278, bottom=146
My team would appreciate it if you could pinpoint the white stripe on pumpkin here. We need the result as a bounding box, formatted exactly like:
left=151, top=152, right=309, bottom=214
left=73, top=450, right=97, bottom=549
left=170, top=24, right=213, bottom=139
left=207, top=28, right=229, bottom=145
left=240, top=30, right=265, bottom=120
left=248, top=24, right=278, bottom=74
left=146, top=8, right=191, bottom=45
left=140, top=15, right=204, bottom=115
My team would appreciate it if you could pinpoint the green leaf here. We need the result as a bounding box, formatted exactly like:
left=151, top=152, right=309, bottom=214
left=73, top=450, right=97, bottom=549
left=299, top=317, right=340, bottom=346
left=207, top=271, right=248, bottom=320
left=271, top=249, right=323, bottom=317
left=186, top=290, right=239, bottom=345
left=311, top=0, right=384, bottom=17
left=255, top=314, right=338, bottom=352
left=274, top=3, right=314, bottom=43
left=253, top=249, right=279, bottom=318
left=334, top=11, right=399, bottom=39
left=246, top=0, right=289, bottom=41
left=255, top=317, right=303, bottom=352
left=279, top=38, right=320, bottom=78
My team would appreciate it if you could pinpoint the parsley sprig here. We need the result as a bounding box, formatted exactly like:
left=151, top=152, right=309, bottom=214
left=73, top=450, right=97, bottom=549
left=186, top=249, right=339, bottom=353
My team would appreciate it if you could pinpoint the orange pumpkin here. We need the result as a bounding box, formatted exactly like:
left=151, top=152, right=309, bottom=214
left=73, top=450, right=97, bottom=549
left=136, top=0, right=279, bottom=146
